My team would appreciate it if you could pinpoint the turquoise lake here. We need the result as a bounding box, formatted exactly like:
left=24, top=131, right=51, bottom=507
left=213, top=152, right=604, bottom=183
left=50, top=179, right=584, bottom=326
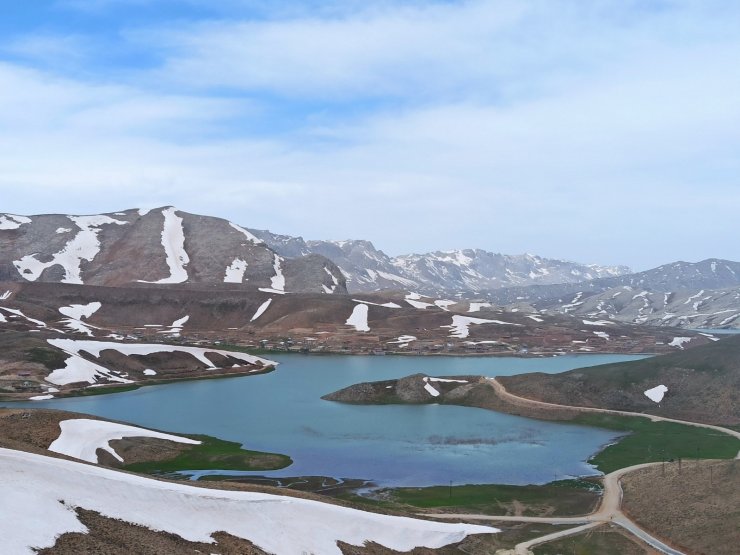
left=8, top=353, right=647, bottom=487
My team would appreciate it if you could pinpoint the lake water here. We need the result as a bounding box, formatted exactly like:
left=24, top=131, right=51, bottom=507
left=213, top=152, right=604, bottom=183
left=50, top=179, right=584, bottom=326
left=6, top=353, right=647, bottom=487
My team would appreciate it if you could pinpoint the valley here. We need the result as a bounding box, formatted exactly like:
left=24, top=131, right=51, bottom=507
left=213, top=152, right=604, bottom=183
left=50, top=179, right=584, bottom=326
left=1, top=207, right=738, bottom=554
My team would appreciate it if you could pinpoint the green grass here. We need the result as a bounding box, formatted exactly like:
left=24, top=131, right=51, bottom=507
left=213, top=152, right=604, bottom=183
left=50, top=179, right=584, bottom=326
left=573, top=413, right=740, bottom=473
left=73, top=384, right=141, bottom=396
left=123, top=434, right=292, bottom=474
left=374, top=479, right=601, bottom=516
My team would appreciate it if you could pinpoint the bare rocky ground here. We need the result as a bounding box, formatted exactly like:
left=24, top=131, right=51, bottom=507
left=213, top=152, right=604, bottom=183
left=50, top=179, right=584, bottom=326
left=621, top=460, right=740, bottom=555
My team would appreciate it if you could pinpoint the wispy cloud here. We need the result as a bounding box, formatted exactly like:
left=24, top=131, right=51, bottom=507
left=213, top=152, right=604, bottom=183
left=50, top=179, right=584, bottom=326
left=1, top=1, right=739, bottom=268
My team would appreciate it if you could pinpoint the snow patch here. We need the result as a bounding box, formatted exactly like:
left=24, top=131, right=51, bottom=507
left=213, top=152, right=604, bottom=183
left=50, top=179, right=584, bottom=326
left=592, top=331, right=610, bottom=341
left=270, top=254, right=286, bottom=292
left=346, top=303, right=370, bottom=332
left=138, top=208, right=189, bottom=284
left=13, top=215, right=127, bottom=284
left=224, top=258, right=248, bottom=283
left=422, top=377, right=440, bottom=397
left=668, top=337, right=692, bottom=349
left=50, top=419, right=201, bottom=464
left=644, top=385, right=668, bottom=403
left=443, top=315, right=522, bottom=338
left=352, top=298, right=401, bottom=308
left=229, top=222, right=263, bottom=244
left=0, top=214, right=32, bottom=230
left=143, top=369, right=157, bottom=376
left=468, top=302, right=492, bottom=313
left=45, top=339, right=275, bottom=386
left=251, top=298, right=273, bottom=321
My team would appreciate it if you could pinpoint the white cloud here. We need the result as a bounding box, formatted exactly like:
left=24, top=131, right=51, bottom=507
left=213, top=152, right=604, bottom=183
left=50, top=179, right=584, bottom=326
left=1, top=1, right=739, bottom=268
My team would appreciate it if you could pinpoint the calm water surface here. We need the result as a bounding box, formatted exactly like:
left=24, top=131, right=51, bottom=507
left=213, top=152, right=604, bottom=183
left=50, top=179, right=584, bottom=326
left=8, top=353, right=647, bottom=486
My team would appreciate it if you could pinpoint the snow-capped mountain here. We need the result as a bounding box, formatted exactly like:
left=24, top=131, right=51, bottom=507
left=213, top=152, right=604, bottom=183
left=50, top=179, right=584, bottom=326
left=532, top=285, right=740, bottom=329
left=0, top=208, right=346, bottom=294
left=248, top=229, right=629, bottom=295
left=487, top=259, right=740, bottom=329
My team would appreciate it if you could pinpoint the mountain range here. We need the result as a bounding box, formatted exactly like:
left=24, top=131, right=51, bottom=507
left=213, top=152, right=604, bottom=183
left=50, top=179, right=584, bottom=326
left=2, top=207, right=738, bottom=329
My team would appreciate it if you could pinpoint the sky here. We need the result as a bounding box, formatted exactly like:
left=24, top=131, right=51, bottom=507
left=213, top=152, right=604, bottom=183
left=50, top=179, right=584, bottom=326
left=1, top=0, right=738, bottom=271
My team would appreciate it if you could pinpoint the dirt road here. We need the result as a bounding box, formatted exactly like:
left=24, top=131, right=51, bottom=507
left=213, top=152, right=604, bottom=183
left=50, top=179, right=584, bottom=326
left=426, top=378, right=740, bottom=554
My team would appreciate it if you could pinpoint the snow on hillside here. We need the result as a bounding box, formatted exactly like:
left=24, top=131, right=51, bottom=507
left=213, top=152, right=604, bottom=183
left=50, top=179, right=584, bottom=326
left=138, top=207, right=189, bottom=284
left=271, top=254, right=286, bottom=292
left=58, top=301, right=101, bottom=336
left=13, top=215, right=127, bottom=284
left=251, top=298, right=273, bottom=321
left=229, top=222, right=263, bottom=244
left=44, top=338, right=275, bottom=386
left=644, top=384, right=668, bottom=403
left=0, top=214, right=32, bottom=230
left=346, top=303, right=370, bottom=332
left=224, top=258, right=248, bottom=283
left=49, top=419, right=200, bottom=464
left=444, top=315, right=522, bottom=338
left=0, top=448, right=495, bottom=555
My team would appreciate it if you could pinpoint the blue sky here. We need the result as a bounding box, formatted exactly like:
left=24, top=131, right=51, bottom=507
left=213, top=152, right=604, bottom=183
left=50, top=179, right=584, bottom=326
left=1, top=0, right=739, bottom=270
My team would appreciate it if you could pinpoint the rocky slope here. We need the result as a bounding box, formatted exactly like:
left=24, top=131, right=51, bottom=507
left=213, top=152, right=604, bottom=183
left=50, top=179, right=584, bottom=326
left=0, top=208, right=346, bottom=295
left=486, top=259, right=740, bottom=329
left=249, top=229, right=629, bottom=295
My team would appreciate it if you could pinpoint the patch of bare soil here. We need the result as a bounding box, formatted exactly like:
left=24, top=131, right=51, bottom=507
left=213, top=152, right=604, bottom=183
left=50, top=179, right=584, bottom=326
left=0, top=408, right=94, bottom=454
left=621, top=460, right=740, bottom=555
left=35, top=506, right=270, bottom=555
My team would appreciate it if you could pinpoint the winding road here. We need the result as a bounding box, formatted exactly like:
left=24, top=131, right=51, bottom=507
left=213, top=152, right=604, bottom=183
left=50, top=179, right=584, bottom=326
left=425, top=378, right=740, bottom=555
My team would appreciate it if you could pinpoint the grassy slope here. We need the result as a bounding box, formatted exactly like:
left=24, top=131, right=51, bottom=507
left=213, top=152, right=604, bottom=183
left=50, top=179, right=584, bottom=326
left=501, top=335, right=740, bottom=425
left=572, top=414, right=739, bottom=473
left=123, top=434, right=292, bottom=474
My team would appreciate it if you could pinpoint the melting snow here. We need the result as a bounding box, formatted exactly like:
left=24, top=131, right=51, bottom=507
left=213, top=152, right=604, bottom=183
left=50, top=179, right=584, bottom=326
left=13, top=215, right=127, bottom=284
left=55, top=227, right=71, bottom=234
left=592, top=331, right=610, bottom=341
left=468, top=302, right=492, bottom=313
left=668, top=337, right=692, bottom=349
left=422, top=377, right=440, bottom=397
left=224, top=258, right=248, bottom=283
left=526, top=315, right=544, bottom=322
left=428, top=377, right=468, bottom=383
left=138, top=208, right=189, bottom=284
left=45, top=339, right=275, bottom=386
left=0, top=214, right=32, bottom=230
left=644, top=385, right=668, bottom=403
left=0, top=307, right=47, bottom=328
left=143, top=369, right=157, bottom=376
left=270, top=254, right=286, bottom=292
left=251, top=298, right=273, bottom=321
left=49, top=419, right=201, bottom=464
left=434, top=300, right=456, bottom=311
left=582, top=319, right=613, bottom=326
left=443, top=315, right=522, bottom=338
left=351, top=299, right=401, bottom=308
left=59, top=303, right=101, bottom=321
left=346, top=303, right=370, bottom=332
left=29, top=394, right=55, bottom=401
left=0, top=447, right=494, bottom=555
left=322, top=266, right=340, bottom=294
left=228, top=222, right=263, bottom=244
left=0, top=290, right=11, bottom=300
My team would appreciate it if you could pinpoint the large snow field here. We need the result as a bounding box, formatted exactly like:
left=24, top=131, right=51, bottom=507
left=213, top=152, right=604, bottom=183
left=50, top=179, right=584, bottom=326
left=0, top=448, right=496, bottom=555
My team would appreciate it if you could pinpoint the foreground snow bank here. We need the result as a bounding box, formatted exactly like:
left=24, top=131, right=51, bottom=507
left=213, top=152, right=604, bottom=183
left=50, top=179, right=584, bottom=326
left=0, top=448, right=496, bottom=555
left=49, top=419, right=201, bottom=464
